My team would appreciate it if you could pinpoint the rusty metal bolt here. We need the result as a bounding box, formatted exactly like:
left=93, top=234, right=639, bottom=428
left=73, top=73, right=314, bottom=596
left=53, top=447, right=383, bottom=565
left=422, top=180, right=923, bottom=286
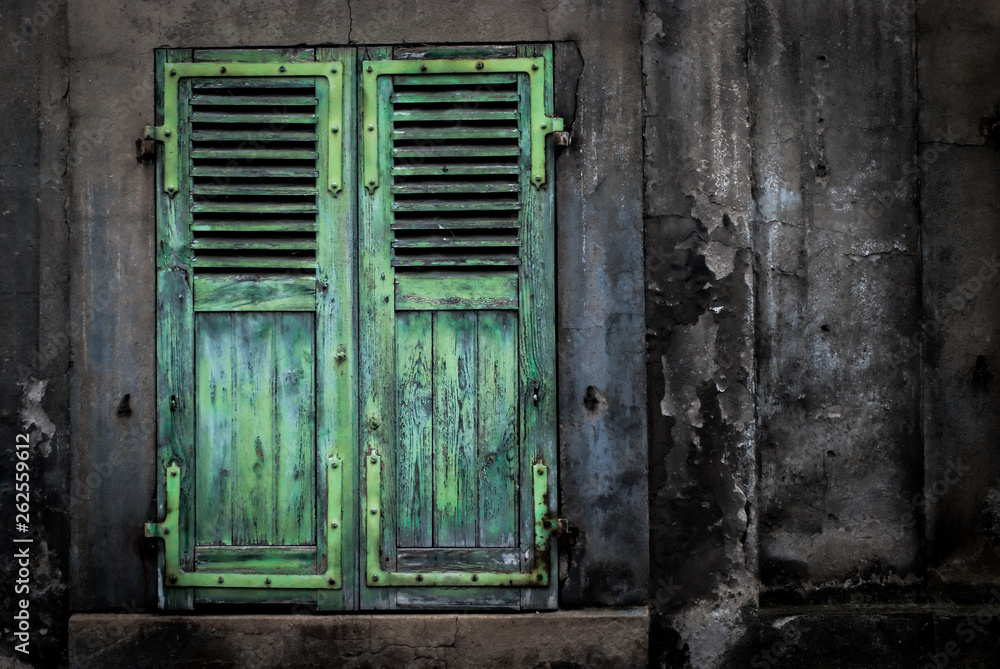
left=476, top=61, right=484, bottom=70
left=220, top=66, right=227, bottom=73
left=217, top=576, right=224, bottom=584
left=265, top=578, right=271, bottom=585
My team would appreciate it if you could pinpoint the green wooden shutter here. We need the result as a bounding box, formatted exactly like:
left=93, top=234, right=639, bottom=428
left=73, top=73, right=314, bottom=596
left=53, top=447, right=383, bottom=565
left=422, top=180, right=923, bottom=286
left=146, top=48, right=357, bottom=610
left=359, top=45, right=561, bottom=610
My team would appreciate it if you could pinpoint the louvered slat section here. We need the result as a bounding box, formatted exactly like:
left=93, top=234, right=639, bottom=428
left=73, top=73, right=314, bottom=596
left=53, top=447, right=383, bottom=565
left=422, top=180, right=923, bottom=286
left=187, top=78, right=319, bottom=278
left=389, top=74, right=521, bottom=272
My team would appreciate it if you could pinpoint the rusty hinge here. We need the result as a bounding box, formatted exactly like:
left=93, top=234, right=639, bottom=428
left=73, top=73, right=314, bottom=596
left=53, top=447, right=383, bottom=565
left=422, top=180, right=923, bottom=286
left=553, top=130, right=571, bottom=146
left=136, top=125, right=158, bottom=163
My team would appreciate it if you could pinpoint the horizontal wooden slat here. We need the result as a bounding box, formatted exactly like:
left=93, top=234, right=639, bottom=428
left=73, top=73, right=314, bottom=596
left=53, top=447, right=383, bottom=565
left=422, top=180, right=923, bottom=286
left=192, top=166, right=318, bottom=178
left=193, top=257, right=316, bottom=270
left=191, top=94, right=317, bottom=106
left=392, top=164, right=520, bottom=177
left=191, top=148, right=318, bottom=160
left=391, top=218, right=519, bottom=230
left=392, top=255, right=520, bottom=268
left=192, top=184, right=318, bottom=196
left=395, top=273, right=517, bottom=310
left=194, top=276, right=316, bottom=311
left=396, top=547, right=522, bottom=570
left=393, top=73, right=518, bottom=86
left=191, top=219, right=317, bottom=233
left=191, top=111, right=317, bottom=124
left=194, top=546, right=318, bottom=574
left=193, top=202, right=318, bottom=214
left=392, top=235, right=518, bottom=249
left=393, top=108, right=518, bottom=122
left=393, top=145, right=520, bottom=159
left=391, top=127, right=519, bottom=141
left=191, top=238, right=317, bottom=251
left=392, top=199, right=520, bottom=213
left=391, top=181, right=519, bottom=195
left=392, top=90, right=519, bottom=104
left=192, top=129, right=318, bottom=142
left=193, top=49, right=316, bottom=63
left=193, top=78, right=315, bottom=89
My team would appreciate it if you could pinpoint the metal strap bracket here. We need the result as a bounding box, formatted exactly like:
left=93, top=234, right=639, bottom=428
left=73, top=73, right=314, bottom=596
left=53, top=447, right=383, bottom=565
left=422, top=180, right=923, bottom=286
left=361, top=57, right=563, bottom=193
left=364, top=451, right=558, bottom=587
left=151, top=61, right=345, bottom=197
left=144, top=456, right=343, bottom=589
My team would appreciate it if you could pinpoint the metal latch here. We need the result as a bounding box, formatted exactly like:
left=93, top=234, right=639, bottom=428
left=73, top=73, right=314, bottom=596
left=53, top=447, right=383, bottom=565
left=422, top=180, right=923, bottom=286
left=553, top=131, right=571, bottom=146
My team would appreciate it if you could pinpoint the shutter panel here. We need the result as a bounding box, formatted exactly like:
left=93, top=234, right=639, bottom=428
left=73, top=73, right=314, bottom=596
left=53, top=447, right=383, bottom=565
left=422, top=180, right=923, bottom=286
left=359, top=45, right=561, bottom=610
left=147, top=49, right=357, bottom=610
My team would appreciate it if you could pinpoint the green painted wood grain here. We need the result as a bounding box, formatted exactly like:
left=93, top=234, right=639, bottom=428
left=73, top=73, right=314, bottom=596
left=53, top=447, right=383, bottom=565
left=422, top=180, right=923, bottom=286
left=394, top=274, right=517, bottom=311
left=392, top=238, right=518, bottom=249
left=392, top=73, right=517, bottom=86
left=390, top=217, right=519, bottom=230
left=395, top=311, right=433, bottom=547
left=193, top=48, right=316, bottom=63
left=193, top=277, right=315, bottom=312
left=391, top=90, right=518, bottom=104
left=275, top=314, right=316, bottom=545
left=392, top=199, right=520, bottom=213
left=390, top=182, right=519, bottom=194
left=432, top=311, right=478, bottom=547
left=191, top=184, right=318, bottom=196
left=193, top=77, right=316, bottom=89
left=358, top=45, right=396, bottom=611
left=191, top=166, right=318, bottom=178
left=232, top=313, right=278, bottom=545
left=190, top=111, right=317, bottom=124
left=391, top=256, right=520, bottom=268
left=191, top=238, right=317, bottom=251
left=195, top=313, right=235, bottom=545
left=190, top=94, right=317, bottom=106
left=315, top=45, right=358, bottom=611
left=393, top=145, right=520, bottom=159
left=195, top=546, right=317, bottom=574
left=392, top=108, right=517, bottom=122
left=517, top=43, right=558, bottom=611
left=476, top=310, right=519, bottom=548
left=191, top=148, right=319, bottom=161
left=157, top=47, right=196, bottom=611
left=391, top=164, right=519, bottom=177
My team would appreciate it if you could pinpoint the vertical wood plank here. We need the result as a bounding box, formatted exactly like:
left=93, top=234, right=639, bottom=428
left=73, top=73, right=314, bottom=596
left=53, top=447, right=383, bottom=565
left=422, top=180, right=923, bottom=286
left=194, top=313, right=234, bottom=546
left=274, top=313, right=316, bottom=545
left=477, top=310, right=519, bottom=548
left=315, top=45, right=358, bottom=611
left=232, top=313, right=278, bottom=545
left=157, top=47, right=195, bottom=611
left=358, top=45, right=396, bottom=610
left=518, top=42, right=559, bottom=610
left=395, top=311, right=434, bottom=547
left=432, top=310, right=478, bottom=548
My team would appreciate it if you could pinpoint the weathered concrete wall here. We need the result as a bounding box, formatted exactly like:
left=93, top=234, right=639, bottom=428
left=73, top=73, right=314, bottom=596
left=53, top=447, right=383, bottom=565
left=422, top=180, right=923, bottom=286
left=642, top=0, right=757, bottom=666
left=751, top=0, right=922, bottom=599
left=0, top=0, right=71, bottom=666
left=67, top=0, right=647, bottom=612
left=919, top=0, right=1000, bottom=596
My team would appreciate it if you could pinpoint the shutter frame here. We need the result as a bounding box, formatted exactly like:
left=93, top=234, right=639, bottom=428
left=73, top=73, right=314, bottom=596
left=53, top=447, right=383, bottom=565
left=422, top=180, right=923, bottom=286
left=147, top=49, right=356, bottom=609
left=358, top=44, right=561, bottom=610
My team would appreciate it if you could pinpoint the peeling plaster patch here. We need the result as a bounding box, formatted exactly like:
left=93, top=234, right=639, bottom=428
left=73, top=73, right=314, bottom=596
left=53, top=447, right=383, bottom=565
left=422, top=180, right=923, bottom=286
left=672, top=575, right=756, bottom=668
left=642, top=11, right=664, bottom=43
left=20, top=377, right=56, bottom=455
left=703, top=240, right=737, bottom=279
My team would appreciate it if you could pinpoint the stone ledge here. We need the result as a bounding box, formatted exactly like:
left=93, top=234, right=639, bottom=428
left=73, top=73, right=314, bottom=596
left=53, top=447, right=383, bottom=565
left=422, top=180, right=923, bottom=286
left=69, top=608, right=649, bottom=669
